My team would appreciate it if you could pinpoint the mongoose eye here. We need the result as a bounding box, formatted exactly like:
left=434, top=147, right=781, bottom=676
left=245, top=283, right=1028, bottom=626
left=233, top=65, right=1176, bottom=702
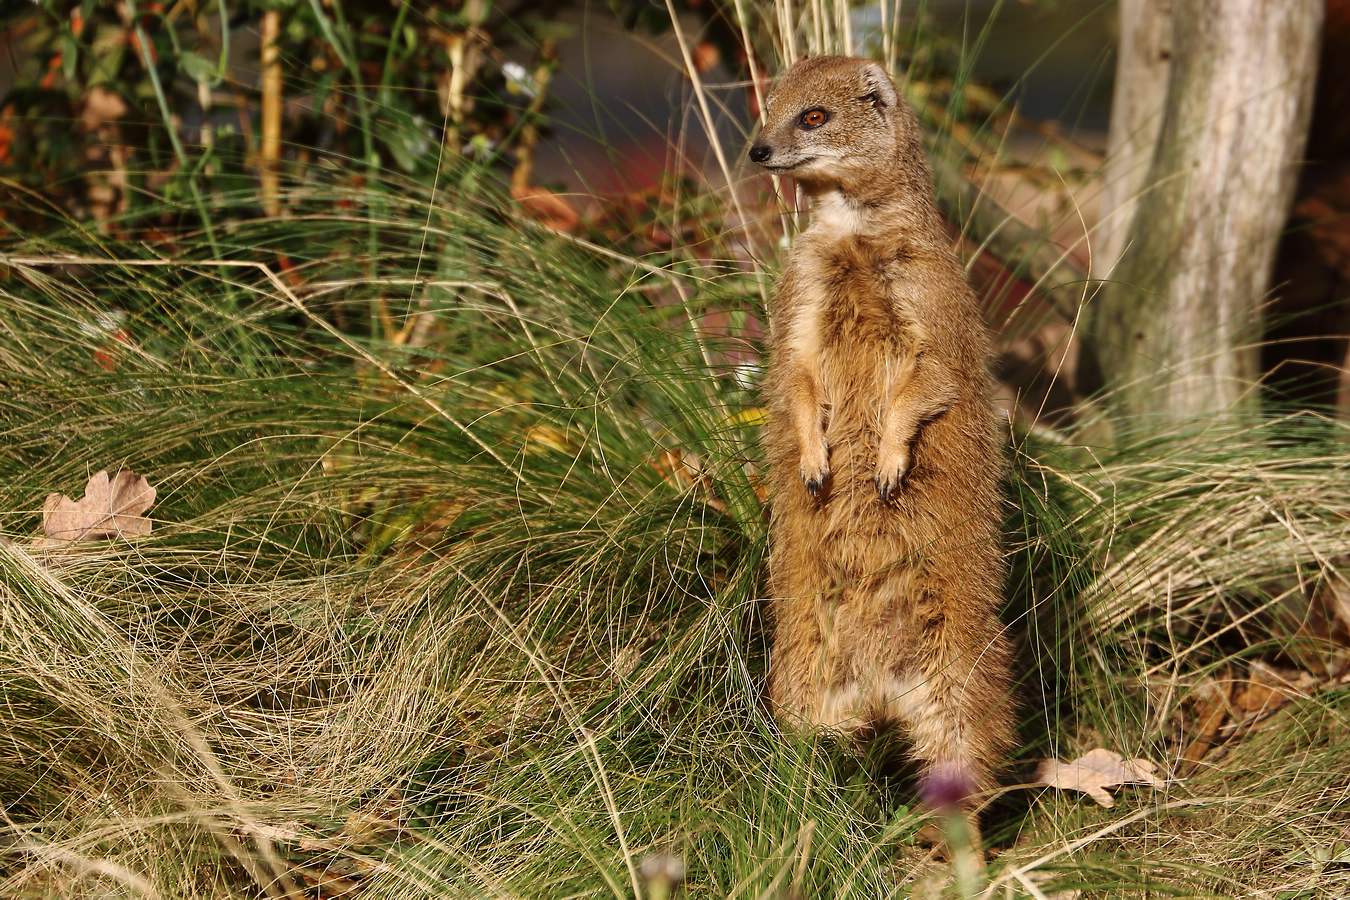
left=798, top=108, right=829, bottom=130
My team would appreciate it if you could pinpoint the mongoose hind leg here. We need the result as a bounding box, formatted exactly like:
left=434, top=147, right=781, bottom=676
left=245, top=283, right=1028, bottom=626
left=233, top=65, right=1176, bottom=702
left=888, top=595, right=1013, bottom=825
left=768, top=594, right=872, bottom=735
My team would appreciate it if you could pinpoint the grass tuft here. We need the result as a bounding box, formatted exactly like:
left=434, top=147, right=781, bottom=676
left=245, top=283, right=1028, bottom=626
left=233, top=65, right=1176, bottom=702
left=2, top=177, right=1347, bottom=896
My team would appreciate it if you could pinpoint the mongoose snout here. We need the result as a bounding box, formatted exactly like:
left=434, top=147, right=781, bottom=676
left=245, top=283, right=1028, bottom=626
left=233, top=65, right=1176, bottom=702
left=755, top=56, right=1015, bottom=836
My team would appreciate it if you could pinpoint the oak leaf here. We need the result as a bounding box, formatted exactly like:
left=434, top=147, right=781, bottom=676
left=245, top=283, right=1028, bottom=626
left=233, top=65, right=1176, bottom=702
left=42, top=469, right=155, bottom=542
left=1033, top=748, right=1164, bottom=808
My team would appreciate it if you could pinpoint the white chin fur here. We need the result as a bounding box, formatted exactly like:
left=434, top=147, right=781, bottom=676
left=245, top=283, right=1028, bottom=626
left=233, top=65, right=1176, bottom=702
left=810, top=190, right=862, bottom=237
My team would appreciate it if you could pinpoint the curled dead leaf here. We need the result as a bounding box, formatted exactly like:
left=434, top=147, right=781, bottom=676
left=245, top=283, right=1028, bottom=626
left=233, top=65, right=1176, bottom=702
left=651, top=448, right=702, bottom=491
left=1033, top=747, right=1165, bottom=808
left=42, top=469, right=155, bottom=542
left=1179, top=675, right=1232, bottom=776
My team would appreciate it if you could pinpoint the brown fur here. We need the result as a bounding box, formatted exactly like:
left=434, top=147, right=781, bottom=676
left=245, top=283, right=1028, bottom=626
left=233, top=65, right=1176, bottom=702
left=751, top=57, right=1014, bottom=808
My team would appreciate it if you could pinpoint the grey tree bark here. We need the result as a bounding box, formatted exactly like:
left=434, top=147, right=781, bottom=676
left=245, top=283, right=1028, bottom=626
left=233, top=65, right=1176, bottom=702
left=1087, top=0, right=1322, bottom=423
left=1092, top=0, right=1172, bottom=281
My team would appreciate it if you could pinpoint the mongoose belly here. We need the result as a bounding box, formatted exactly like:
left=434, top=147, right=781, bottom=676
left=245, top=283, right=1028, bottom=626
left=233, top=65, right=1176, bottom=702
left=766, top=344, right=932, bottom=699
left=784, top=285, right=931, bottom=571
left=764, top=271, right=999, bottom=726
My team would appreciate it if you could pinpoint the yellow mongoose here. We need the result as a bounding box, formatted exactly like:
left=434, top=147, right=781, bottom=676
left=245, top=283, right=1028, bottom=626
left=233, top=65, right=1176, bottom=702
left=750, top=56, right=1014, bottom=815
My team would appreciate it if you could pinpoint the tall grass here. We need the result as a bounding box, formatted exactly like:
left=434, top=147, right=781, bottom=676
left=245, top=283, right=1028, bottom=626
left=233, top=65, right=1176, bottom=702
left=2, top=3, right=1348, bottom=897
left=3, top=171, right=1347, bottom=896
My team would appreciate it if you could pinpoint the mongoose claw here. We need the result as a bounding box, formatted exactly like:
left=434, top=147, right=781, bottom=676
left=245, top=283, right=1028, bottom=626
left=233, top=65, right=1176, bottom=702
left=874, top=474, right=894, bottom=503
left=799, top=436, right=830, bottom=500
left=874, top=459, right=908, bottom=502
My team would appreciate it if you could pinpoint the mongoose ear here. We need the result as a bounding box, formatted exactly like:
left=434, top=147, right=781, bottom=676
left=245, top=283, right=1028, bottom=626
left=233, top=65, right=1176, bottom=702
left=858, top=62, right=899, bottom=111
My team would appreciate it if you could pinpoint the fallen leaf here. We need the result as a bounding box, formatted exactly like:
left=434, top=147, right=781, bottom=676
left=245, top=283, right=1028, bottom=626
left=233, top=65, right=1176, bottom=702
left=1233, top=661, right=1319, bottom=715
left=512, top=185, right=580, bottom=233
left=691, top=41, right=720, bottom=73
left=295, top=867, right=360, bottom=898
left=43, top=469, right=155, bottom=541
left=1033, top=748, right=1165, bottom=808
left=650, top=448, right=701, bottom=490
left=1179, top=675, right=1231, bottom=776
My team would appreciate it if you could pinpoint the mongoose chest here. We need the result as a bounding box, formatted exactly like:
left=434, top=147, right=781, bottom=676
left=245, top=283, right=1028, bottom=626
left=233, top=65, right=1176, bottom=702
left=790, top=238, right=924, bottom=367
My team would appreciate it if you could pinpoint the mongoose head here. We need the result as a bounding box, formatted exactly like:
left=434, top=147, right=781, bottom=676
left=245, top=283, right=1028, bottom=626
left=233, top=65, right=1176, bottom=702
left=749, top=56, right=917, bottom=196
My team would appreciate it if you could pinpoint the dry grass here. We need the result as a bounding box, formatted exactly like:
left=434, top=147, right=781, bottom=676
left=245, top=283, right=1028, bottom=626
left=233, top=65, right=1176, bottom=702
left=0, top=181, right=1346, bottom=896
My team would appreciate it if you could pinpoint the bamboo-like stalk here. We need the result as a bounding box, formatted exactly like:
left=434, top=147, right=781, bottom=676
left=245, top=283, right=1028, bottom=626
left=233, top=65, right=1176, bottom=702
left=878, top=0, right=893, bottom=73
left=442, top=0, right=488, bottom=158
left=259, top=9, right=282, bottom=218
left=509, top=38, right=559, bottom=197
left=780, top=0, right=798, bottom=66
left=733, top=0, right=794, bottom=234
left=838, top=0, right=853, bottom=56
left=662, top=0, right=763, bottom=273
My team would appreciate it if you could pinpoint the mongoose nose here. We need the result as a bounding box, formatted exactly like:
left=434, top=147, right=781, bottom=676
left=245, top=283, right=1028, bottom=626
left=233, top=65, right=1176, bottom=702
left=749, top=144, right=772, bottom=164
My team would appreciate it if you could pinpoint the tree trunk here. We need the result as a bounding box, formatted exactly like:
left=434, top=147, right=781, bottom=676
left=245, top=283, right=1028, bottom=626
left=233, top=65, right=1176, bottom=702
left=1086, top=0, right=1322, bottom=423
left=1092, top=0, right=1172, bottom=281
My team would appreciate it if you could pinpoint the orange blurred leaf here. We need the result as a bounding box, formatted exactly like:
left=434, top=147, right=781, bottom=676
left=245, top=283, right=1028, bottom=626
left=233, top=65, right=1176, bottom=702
left=512, top=185, right=580, bottom=234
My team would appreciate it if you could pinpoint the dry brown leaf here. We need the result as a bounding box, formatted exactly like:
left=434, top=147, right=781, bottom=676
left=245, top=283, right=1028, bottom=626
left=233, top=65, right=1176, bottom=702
left=1233, top=661, right=1319, bottom=715
left=650, top=449, right=727, bottom=513
left=295, top=867, right=360, bottom=898
left=42, top=469, right=155, bottom=541
left=651, top=448, right=699, bottom=490
left=691, top=41, right=720, bottom=73
left=1179, top=675, right=1232, bottom=775
left=1033, top=748, right=1165, bottom=808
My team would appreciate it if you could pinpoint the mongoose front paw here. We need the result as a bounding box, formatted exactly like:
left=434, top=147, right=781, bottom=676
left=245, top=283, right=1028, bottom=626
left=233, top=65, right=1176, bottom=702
left=874, top=454, right=909, bottom=502
left=799, top=437, right=830, bottom=500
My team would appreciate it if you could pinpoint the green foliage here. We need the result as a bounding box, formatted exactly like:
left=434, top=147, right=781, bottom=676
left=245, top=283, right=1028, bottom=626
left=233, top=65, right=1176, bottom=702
left=0, top=2, right=492, bottom=231
left=0, top=0, right=732, bottom=235
left=1, top=178, right=1347, bottom=894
